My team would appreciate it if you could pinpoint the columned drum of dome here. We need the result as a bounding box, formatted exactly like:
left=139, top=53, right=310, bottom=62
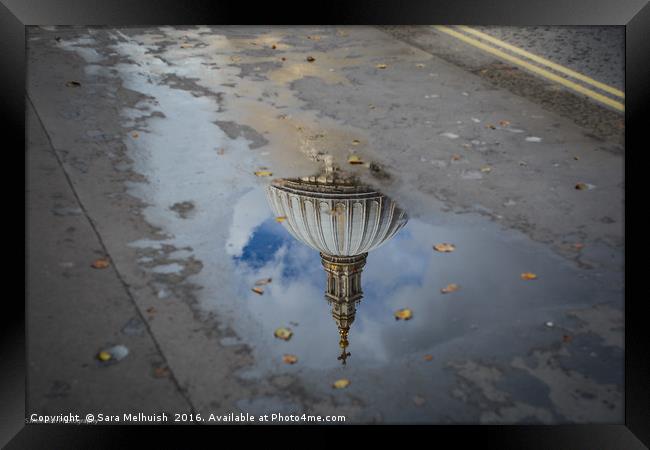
left=266, top=177, right=408, bottom=256
left=265, top=175, right=408, bottom=364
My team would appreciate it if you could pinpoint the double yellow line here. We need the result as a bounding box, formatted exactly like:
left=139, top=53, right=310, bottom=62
left=434, top=25, right=624, bottom=112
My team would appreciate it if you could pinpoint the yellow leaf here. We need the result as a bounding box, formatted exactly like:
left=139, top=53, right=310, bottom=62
left=348, top=155, right=364, bottom=165
left=274, top=327, right=293, bottom=340
left=282, top=354, right=298, bottom=364
left=376, top=63, right=388, bottom=69
left=255, top=170, right=273, bottom=177
left=395, top=308, right=413, bottom=321
left=91, top=258, right=110, bottom=269
left=441, top=283, right=460, bottom=294
left=275, top=216, right=287, bottom=223
left=97, top=351, right=112, bottom=361
left=332, top=378, right=350, bottom=389
left=521, top=272, right=538, bottom=280
left=251, top=287, right=264, bottom=295
left=433, top=243, right=456, bottom=253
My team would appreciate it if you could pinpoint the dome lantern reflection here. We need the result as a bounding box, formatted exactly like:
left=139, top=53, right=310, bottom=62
left=266, top=170, right=408, bottom=364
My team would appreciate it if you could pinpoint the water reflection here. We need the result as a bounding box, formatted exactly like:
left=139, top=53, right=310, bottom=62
left=265, top=170, right=408, bottom=364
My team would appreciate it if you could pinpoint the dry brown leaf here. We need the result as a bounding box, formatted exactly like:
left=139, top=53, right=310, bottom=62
left=423, top=354, right=433, bottom=361
left=274, top=327, right=293, bottom=341
left=91, top=258, right=110, bottom=269
left=306, top=56, right=315, bottom=62
left=153, top=366, right=170, bottom=378
left=441, top=283, right=460, bottom=294
left=131, top=131, right=139, bottom=138
left=271, top=44, right=277, bottom=49
left=433, top=243, right=456, bottom=253
left=146, top=306, right=156, bottom=314
left=499, top=120, right=511, bottom=127
left=413, top=395, right=426, bottom=406
left=332, top=378, right=350, bottom=389
left=251, top=287, right=264, bottom=295
left=348, top=155, right=364, bottom=165
left=575, top=183, right=588, bottom=190
left=521, top=272, right=538, bottom=280
left=451, top=154, right=462, bottom=161
left=254, top=170, right=273, bottom=177
left=394, top=308, right=413, bottom=321
left=282, top=354, right=298, bottom=364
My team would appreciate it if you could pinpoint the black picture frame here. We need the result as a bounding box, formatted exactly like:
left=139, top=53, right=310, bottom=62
left=7, top=0, right=647, bottom=447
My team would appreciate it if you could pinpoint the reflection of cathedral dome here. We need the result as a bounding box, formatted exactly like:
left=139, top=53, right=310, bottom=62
left=265, top=172, right=408, bottom=365
left=265, top=176, right=408, bottom=256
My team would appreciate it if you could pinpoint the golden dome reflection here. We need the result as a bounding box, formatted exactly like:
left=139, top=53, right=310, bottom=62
left=266, top=169, right=408, bottom=365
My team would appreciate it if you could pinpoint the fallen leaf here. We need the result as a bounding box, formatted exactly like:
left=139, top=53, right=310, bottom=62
left=348, top=155, right=364, bottom=165
left=575, top=183, right=588, bottom=190
left=394, top=308, right=413, bottom=321
left=485, top=124, right=496, bottom=130
left=441, top=283, right=460, bottom=294
left=332, top=379, right=350, bottom=389
left=562, top=334, right=573, bottom=343
left=180, top=43, right=193, bottom=48
left=65, top=81, right=81, bottom=88
left=255, top=170, right=273, bottom=177
left=415, top=63, right=425, bottom=68
left=251, top=287, right=264, bottom=295
left=91, top=258, right=110, bottom=269
left=146, top=306, right=156, bottom=314
left=306, top=56, right=315, bottom=62
left=413, top=395, right=426, bottom=406
left=423, top=354, right=433, bottom=361
left=480, top=166, right=492, bottom=173
left=451, top=154, right=462, bottom=161
left=255, top=278, right=272, bottom=286
left=352, top=139, right=361, bottom=145
left=131, top=131, right=139, bottom=138
left=275, top=216, right=287, bottom=223
left=281, top=57, right=286, bottom=61
left=271, top=44, right=277, bottom=49
left=521, top=272, right=538, bottom=280
left=97, top=351, right=112, bottom=361
left=306, top=35, right=321, bottom=41
left=573, top=156, right=580, bottom=160
left=282, top=354, right=298, bottom=364
left=499, top=120, right=511, bottom=127
left=376, top=63, right=388, bottom=69
left=274, top=327, right=293, bottom=340
left=433, top=243, right=456, bottom=253
left=153, top=366, right=170, bottom=378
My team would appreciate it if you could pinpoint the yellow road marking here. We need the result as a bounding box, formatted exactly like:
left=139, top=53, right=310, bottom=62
left=434, top=26, right=624, bottom=113
left=458, top=26, right=624, bottom=99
